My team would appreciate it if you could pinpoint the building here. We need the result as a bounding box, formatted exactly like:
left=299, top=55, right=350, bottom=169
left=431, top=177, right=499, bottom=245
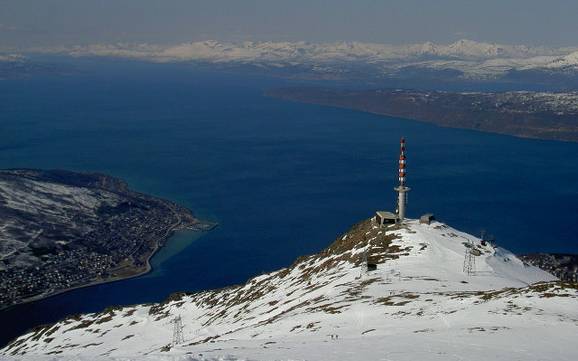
left=419, top=213, right=435, bottom=225
left=375, top=211, right=397, bottom=227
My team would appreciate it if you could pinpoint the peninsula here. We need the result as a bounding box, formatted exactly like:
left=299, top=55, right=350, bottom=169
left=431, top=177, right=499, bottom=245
left=0, top=169, right=214, bottom=310
left=267, top=87, right=578, bottom=142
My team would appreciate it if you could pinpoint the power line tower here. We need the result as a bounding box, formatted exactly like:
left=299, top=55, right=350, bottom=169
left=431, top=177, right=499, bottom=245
left=171, top=315, right=184, bottom=346
left=463, top=240, right=476, bottom=276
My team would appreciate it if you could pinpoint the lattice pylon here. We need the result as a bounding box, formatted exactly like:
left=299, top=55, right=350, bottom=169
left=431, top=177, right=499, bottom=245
left=171, top=315, right=184, bottom=346
left=463, top=241, right=476, bottom=276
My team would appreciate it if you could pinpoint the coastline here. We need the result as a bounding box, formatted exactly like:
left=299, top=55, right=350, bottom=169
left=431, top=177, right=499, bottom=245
left=0, top=168, right=219, bottom=313
left=0, top=260, right=153, bottom=313
left=266, top=88, right=578, bottom=143
left=0, top=218, right=216, bottom=313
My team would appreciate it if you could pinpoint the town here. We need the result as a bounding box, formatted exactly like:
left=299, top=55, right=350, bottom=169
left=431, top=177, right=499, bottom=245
left=0, top=169, right=211, bottom=310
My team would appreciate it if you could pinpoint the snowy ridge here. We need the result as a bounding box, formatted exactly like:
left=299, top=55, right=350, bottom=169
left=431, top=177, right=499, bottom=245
left=54, top=39, right=578, bottom=78
left=2, top=218, right=576, bottom=361
left=545, top=50, right=578, bottom=69
left=65, top=39, right=567, bottom=63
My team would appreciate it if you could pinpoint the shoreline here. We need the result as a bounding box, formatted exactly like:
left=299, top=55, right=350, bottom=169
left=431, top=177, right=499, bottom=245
left=0, top=261, right=153, bottom=313
left=0, top=219, right=216, bottom=313
left=266, top=89, right=578, bottom=143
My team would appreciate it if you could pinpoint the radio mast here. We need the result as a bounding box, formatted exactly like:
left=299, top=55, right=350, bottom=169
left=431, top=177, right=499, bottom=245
left=394, top=137, right=410, bottom=222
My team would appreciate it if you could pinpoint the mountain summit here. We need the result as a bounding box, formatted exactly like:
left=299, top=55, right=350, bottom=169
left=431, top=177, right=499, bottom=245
left=2, top=218, right=576, bottom=361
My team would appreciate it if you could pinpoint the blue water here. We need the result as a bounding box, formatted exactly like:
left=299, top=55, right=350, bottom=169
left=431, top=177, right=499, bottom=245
left=0, top=60, right=577, bottom=346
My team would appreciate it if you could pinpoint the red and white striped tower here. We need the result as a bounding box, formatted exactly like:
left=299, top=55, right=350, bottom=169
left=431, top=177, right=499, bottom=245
left=394, top=137, right=410, bottom=221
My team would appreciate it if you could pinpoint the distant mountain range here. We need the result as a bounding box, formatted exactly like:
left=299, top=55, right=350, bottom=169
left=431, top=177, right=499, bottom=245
left=30, top=39, right=578, bottom=79
left=4, top=39, right=578, bottom=83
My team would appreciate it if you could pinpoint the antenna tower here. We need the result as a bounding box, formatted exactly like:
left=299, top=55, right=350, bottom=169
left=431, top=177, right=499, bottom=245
left=394, top=137, right=410, bottom=222
left=171, top=315, right=185, bottom=346
left=463, top=240, right=476, bottom=276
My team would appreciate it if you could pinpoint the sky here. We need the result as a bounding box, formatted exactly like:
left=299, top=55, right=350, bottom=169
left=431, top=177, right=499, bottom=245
left=1, top=0, right=577, bottom=50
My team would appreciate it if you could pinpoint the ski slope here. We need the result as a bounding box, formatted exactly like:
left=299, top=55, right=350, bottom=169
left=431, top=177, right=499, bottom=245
left=2, top=218, right=576, bottom=361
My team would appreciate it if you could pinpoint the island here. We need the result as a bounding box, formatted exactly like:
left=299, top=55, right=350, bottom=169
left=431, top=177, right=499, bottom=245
left=0, top=169, right=215, bottom=310
left=267, top=87, right=578, bottom=142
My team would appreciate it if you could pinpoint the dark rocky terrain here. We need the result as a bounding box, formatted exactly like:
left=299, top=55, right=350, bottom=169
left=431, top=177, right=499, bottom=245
left=268, top=88, right=578, bottom=142
left=0, top=169, right=214, bottom=310
left=519, top=253, right=578, bottom=282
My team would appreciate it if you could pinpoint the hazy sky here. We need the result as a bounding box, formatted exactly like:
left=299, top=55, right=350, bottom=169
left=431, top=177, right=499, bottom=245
left=1, top=0, right=577, bottom=49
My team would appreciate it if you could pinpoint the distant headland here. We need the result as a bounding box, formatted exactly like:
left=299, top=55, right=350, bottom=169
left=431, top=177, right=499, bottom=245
left=267, top=87, right=578, bottom=142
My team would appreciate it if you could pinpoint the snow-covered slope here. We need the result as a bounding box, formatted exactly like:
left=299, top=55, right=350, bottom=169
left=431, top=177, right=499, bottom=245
left=2, top=218, right=576, bottom=361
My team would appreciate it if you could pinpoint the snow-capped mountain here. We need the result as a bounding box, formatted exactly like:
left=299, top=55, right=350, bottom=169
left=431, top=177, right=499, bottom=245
left=53, top=39, right=578, bottom=80
left=545, top=50, right=578, bottom=70
left=2, top=217, right=575, bottom=361
left=66, top=39, right=567, bottom=63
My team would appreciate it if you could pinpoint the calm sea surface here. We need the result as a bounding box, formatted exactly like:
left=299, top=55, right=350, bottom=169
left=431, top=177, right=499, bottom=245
left=1, top=60, right=577, bottom=345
